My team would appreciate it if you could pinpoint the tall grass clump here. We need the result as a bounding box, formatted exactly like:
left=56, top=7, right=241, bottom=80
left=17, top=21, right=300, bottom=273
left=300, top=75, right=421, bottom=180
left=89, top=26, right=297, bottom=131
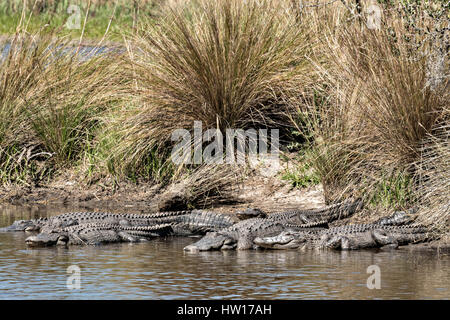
left=110, top=0, right=317, bottom=179
left=298, top=2, right=448, bottom=209
left=0, top=30, right=126, bottom=185
left=328, top=20, right=445, bottom=170
left=415, top=119, right=449, bottom=234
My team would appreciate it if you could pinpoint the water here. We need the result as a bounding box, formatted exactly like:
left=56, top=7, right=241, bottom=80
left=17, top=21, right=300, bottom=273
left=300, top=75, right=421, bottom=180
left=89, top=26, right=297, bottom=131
left=0, top=205, right=449, bottom=299
left=0, top=41, right=124, bottom=62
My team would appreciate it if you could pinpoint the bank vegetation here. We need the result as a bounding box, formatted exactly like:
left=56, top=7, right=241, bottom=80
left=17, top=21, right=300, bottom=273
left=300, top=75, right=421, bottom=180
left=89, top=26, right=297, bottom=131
left=0, top=0, right=448, bottom=236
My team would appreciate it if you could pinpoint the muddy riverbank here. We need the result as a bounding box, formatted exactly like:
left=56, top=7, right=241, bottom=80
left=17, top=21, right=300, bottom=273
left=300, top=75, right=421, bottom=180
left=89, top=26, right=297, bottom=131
left=1, top=172, right=449, bottom=254
left=0, top=166, right=325, bottom=213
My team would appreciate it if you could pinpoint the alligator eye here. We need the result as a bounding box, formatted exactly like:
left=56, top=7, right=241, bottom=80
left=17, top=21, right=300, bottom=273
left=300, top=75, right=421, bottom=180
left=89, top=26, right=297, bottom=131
left=57, top=236, right=69, bottom=245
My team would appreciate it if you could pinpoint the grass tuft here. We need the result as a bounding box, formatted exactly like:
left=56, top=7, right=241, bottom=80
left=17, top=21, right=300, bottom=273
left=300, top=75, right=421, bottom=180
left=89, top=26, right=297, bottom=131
left=111, top=0, right=316, bottom=176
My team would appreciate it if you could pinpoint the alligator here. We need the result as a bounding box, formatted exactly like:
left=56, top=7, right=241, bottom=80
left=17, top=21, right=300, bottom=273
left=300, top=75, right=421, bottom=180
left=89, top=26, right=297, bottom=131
left=25, top=223, right=174, bottom=247
left=1, top=210, right=236, bottom=235
left=0, top=211, right=188, bottom=232
left=5, top=198, right=423, bottom=251
left=168, top=210, right=237, bottom=235
left=253, top=224, right=429, bottom=250
left=2, top=199, right=359, bottom=235
left=1, top=198, right=363, bottom=233
left=235, top=198, right=363, bottom=226
left=371, top=208, right=417, bottom=226
left=184, top=207, right=421, bottom=252
left=183, top=217, right=327, bottom=252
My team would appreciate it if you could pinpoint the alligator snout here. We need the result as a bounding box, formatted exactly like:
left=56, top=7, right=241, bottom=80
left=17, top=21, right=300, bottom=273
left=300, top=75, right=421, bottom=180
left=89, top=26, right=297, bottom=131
left=25, top=226, right=40, bottom=232
left=0, top=220, right=37, bottom=232
left=183, top=244, right=200, bottom=252
left=183, top=233, right=233, bottom=252
left=25, top=234, right=68, bottom=247
left=25, top=235, right=52, bottom=247
left=254, top=231, right=301, bottom=249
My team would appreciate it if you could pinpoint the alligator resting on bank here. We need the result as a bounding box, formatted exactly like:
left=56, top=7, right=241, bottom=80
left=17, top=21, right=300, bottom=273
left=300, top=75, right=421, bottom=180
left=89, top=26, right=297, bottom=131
left=25, top=223, right=174, bottom=246
left=253, top=224, right=429, bottom=250
left=183, top=198, right=365, bottom=252
left=0, top=211, right=187, bottom=232
left=182, top=198, right=369, bottom=251
left=183, top=217, right=329, bottom=252
left=1, top=198, right=362, bottom=233
left=183, top=209, right=422, bottom=251
left=4, top=198, right=424, bottom=250
left=236, top=198, right=363, bottom=226
left=0, top=210, right=236, bottom=236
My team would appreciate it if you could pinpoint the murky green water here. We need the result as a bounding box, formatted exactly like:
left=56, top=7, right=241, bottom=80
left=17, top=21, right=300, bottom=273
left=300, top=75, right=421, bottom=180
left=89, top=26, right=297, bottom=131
left=0, top=205, right=449, bottom=299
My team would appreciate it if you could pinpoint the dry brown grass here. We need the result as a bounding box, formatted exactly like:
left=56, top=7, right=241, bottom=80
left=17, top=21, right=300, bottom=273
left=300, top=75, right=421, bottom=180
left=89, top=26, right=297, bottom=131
left=158, top=163, right=244, bottom=209
left=296, top=2, right=448, bottom=219
left=109, top=0, right=317, bottom=176
left=0, top=30, right=126, bottom=184
left=414, top=118, right=449, bottom=234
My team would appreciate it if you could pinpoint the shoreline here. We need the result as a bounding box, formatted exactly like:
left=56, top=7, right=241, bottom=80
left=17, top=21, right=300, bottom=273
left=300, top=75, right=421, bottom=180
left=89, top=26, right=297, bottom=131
left=1, top=179, right=448, bottom=254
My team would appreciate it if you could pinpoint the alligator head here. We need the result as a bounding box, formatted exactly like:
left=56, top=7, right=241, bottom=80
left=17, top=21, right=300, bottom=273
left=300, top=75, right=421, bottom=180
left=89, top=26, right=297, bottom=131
left=235, top=208, right=267, bottom=220
left=25, top=232, right=69, bottom=247
left=374, top=211, right=414, bottom=226
left=254, top=231, right=308, bottom=250
left=0, top=220, right=40, bottom=232
left=183, top=232, right=236, bottom=252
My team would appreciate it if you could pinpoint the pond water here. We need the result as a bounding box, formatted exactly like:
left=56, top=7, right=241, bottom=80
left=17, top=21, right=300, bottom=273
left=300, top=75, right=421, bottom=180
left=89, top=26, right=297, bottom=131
left=1, top=41, right=124, bottom=62
left=0, top=205, right=449, bottom=300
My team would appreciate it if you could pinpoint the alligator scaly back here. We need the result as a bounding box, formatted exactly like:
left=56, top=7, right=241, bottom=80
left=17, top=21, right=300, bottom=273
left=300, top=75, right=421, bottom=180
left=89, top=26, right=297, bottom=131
left=1, top=210, right=207, bottom=232
left=254, top=223, right=430, bottom=250
left=184, top=218, right=291, bottom=251
left=25, top=223, right=174, bottom=246
left=171, top=210, right=236, bottom=235
left=236, top=198, right=363, bottom=225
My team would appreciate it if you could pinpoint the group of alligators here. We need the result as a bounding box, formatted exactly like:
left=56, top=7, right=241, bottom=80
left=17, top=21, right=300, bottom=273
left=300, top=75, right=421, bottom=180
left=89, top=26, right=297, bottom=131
left=0, top=199, right=430, bottom=251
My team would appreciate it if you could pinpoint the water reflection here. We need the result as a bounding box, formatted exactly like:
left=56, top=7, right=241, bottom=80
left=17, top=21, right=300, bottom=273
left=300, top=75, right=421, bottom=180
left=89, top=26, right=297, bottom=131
left=0, top=205, right=449, bottom=299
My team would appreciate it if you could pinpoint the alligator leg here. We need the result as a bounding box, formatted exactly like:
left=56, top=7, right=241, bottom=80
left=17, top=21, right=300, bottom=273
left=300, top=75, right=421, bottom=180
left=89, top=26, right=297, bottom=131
left=372, top=229, right=399, bottom=249
left=184, top=232, right=231, bottom=252
left=324, top=229, right=402, bottom=250
left=118, top=231, right=148, bottom=243
left=221, top=242, right=237, bottom=250
left=237, top=236, right=254, bottom=250
left=323, top=231, right=383, bottom=250
left=322, top=235, right=349, bottom=249
left=299, top=214, right=313, bottom=224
